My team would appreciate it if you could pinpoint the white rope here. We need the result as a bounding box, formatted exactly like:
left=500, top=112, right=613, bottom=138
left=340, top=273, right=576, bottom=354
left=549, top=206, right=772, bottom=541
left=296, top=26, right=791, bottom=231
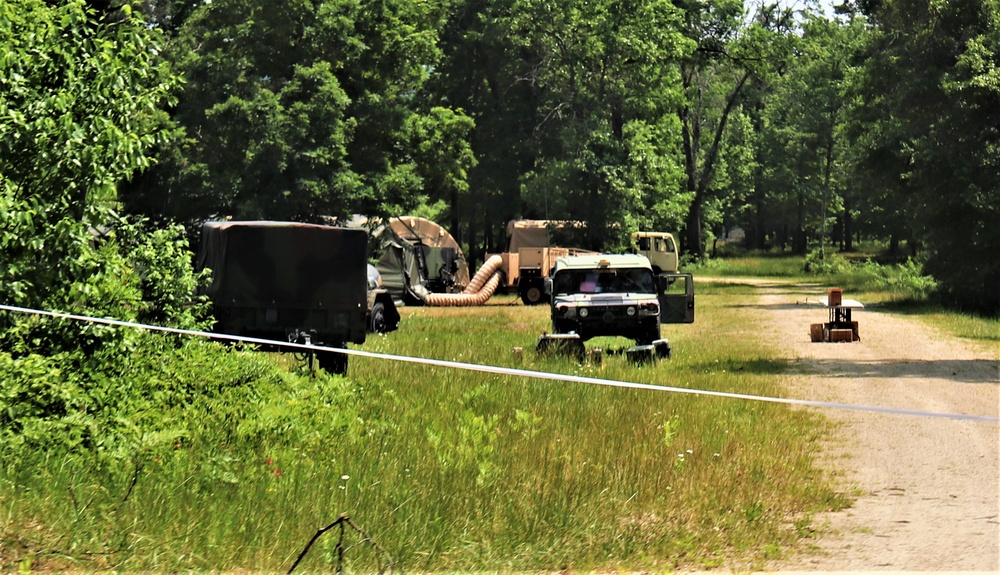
left=1, top=303, right=996, bottom=423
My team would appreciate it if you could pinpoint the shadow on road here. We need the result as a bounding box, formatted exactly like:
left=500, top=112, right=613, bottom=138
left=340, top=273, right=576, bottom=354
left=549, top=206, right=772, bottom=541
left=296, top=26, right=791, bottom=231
left=788, top=358, right=999, bottom=385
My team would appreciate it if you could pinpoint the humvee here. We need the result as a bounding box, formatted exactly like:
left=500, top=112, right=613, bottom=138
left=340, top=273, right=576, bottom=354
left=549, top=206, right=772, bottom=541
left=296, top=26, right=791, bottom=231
left=539, top=254, right=694, bottom=361
left=197, top=221, right=376, bottom=374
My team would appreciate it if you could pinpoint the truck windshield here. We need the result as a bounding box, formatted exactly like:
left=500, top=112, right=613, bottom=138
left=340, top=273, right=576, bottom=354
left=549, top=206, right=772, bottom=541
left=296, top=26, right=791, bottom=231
left=554, top=269, right=655, bottom=295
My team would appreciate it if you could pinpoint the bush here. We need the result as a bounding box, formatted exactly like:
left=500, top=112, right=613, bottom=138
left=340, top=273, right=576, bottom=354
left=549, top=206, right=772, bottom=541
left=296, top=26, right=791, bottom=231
left=802, top=249, right=938, bottom=302
left=802, top=249, right=850, bottom=275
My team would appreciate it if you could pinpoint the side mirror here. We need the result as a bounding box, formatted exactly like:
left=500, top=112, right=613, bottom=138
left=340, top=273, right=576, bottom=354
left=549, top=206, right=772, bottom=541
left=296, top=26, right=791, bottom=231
left=543, top=277, right=554, bottom=295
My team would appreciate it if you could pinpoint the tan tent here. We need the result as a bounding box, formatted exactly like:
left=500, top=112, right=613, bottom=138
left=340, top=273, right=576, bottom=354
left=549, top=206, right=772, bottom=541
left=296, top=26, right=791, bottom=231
left=375, top=216, right=470, bottom=303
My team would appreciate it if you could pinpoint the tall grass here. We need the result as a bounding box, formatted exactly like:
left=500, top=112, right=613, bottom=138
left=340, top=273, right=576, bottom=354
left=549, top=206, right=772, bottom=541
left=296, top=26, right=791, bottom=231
left=687, top=253, right=808, bottom=279
left=694, top=250, right=997, bottom=351
left=1, top=293, right=846, bottom=572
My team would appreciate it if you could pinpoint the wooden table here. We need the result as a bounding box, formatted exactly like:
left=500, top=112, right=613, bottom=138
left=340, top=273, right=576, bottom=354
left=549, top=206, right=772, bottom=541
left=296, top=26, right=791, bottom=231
left=812, top=297, right=863, bottom=342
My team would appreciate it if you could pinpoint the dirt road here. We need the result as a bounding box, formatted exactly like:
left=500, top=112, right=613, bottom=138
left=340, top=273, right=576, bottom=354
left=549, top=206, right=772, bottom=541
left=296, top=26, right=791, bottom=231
left=737, top=280, right=1000, bottom=571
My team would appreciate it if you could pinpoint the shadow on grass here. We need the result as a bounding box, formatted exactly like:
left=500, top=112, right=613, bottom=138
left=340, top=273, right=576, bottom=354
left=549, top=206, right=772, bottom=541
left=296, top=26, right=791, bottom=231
left=681, top=357, right=793, bottom=375
left=791, top=358, right=999, bottom=385
left=725, top=301, right=825, bottom=311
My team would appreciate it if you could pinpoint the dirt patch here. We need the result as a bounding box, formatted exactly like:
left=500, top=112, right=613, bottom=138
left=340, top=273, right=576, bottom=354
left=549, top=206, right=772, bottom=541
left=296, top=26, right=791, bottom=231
left=735, top=280, right=1000, bottom=571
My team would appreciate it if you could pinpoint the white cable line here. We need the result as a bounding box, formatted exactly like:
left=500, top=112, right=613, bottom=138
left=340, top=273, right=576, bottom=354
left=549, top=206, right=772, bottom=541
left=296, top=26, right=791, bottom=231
left=1, top=303, right=997, bottom=423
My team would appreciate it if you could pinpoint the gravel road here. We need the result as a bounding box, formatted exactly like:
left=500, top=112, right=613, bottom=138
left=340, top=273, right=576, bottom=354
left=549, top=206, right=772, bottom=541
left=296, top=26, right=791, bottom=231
left=740, top=280, right=1000, bottom=572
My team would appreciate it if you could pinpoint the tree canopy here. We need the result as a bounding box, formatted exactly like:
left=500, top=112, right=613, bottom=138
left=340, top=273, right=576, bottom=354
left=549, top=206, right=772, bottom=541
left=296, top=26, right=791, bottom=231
left=5, top=0, right=999, bottom=314
left=122, top=0, right=475, bottom=226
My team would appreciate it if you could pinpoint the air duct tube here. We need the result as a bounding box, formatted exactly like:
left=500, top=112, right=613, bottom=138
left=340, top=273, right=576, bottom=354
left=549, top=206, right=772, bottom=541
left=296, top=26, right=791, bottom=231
left=423, top=255, right=504, bottom=306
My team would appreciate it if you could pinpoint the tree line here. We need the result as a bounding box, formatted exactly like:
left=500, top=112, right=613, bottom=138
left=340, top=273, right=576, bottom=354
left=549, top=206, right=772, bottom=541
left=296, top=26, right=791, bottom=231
left=3, top=0, right=998, bottom=314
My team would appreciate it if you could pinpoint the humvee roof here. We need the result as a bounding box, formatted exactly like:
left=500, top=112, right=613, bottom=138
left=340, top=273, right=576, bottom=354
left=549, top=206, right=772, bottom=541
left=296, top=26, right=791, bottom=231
left=552, top=253, right=652, bottom=272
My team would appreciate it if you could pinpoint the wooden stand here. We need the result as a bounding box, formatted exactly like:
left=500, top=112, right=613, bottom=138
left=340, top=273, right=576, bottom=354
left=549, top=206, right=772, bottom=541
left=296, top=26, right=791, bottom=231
left=811, top=297, right=863, bottom=342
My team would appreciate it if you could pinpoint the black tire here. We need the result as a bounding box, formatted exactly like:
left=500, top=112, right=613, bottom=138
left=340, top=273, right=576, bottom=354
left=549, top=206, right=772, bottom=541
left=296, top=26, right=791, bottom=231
left=368, top=301, right=387, bottom=333
left=317, top=346, right=348, bottom=375
left=520, top=283, right=545, bottom=305
left=635, top=324, right=661, bottom=346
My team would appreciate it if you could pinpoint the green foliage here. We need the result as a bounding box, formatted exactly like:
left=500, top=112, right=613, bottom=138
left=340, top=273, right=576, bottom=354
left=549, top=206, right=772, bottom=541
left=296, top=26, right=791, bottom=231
left=2, top=294, right=845, bottom=572
left=124, top=0, right=475, bottom=226
left=110, top=219, right=213, bottom=331
left=432, top=0, right=692, bottom=250
left=677, top=1, right=797, bottom=258
left=848, top=0, right=1000, bottom=314
left=751, top=14, right=861, bottom=254
left=0, top=0, right=175, bottom=208
left=0, top=0, right=196, bottom=354
left=0, top=340, right=294, bottom=569
left=802, top=249, right=938, bottom=302
left=803, top=249, right=851, bottom=275
left=836, top=258, right=938, bottom=302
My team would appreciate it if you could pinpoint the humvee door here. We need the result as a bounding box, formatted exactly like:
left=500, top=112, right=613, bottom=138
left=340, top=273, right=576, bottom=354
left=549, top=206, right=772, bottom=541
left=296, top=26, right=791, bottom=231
left=658, top=273, right=695, bottom=324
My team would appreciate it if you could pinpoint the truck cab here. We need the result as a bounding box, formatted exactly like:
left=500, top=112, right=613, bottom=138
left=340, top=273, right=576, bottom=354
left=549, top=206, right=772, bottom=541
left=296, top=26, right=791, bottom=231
left=632, top=231, right=678, bottom=275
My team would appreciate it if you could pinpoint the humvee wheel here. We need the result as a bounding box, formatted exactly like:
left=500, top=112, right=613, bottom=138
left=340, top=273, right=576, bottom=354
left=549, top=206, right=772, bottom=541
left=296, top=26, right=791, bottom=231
left=369, top=301, right=387, bottom=333
left=636, top=326, right=661, bottom=346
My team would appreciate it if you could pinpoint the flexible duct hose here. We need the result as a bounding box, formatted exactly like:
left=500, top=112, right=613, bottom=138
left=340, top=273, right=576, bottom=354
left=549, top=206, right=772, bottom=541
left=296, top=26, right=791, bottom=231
left=463, top=255, right=503, bottom=293
left=424, top=255, right=505, bottom=306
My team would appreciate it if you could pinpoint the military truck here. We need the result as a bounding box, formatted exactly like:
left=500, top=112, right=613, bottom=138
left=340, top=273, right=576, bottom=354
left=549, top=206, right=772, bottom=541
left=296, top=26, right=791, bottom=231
left=197, top=221, right=372, bottom=375
left=490, top=219, right=597, bottom=305
left=538, top=254, right=694, bottom=360
left=632, top=231, right=679, bottom=275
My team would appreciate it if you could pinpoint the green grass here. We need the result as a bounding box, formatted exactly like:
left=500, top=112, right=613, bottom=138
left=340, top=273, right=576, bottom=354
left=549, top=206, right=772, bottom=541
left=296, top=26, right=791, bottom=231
left=687, top=253, right=810, bottom=279
left=6, top=249, right=992, bottom=573
left=695, top=250, right=998, bottom=350
left=2, top=291, right=848, bottom=573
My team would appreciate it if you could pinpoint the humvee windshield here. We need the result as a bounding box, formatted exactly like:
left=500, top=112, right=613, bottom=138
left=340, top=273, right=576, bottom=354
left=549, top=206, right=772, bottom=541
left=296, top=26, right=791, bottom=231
left=554, top=268, right=655, bottom=295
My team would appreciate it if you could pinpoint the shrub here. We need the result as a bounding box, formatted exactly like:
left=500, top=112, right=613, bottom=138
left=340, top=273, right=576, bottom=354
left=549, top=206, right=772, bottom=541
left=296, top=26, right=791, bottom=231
left=802, top=249, right=849, bottom=275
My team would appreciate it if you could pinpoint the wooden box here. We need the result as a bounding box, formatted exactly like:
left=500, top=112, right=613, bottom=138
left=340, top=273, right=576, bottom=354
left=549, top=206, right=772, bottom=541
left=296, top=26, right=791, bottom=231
left=826, top=287, right=843, bottom=306
left=829, top=328, right=853, bottom=342
left=810, top=323, right=826, bottom=342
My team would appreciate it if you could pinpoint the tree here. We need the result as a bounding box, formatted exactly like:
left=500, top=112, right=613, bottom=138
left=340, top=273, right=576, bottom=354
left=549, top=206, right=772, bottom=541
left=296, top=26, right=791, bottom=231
left=123, top=0, right=475, bottom=228
left=848, top=0, right=1000, bottom=313
left=676, top=0, right=795, bottom=259
left=0, top=0, right=209, bottom=357
left=753, top=14, right=860, bottom=255
left=432, top=0, right=692, bottom=253
left=1, top=0, right=175, bottom=309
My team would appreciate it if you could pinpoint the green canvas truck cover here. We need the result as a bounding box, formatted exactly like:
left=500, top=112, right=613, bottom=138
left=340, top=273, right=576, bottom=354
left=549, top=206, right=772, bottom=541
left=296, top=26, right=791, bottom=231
left=197, top=221, right=367, bottom=345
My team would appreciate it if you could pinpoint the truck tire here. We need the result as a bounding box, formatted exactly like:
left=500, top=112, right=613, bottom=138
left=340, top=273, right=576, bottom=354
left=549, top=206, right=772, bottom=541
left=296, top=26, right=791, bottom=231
left=317, top=345, right=348, bottom=375
left=520, top=282, right=546, bottom=305
left=368, top=301, right=387, bottom=333
left=636, top=325, right=661, bottom=346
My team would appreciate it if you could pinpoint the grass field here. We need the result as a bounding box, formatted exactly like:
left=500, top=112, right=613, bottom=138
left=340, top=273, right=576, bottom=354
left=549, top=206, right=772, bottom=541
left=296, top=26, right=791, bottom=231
left=5, top=252, right=995, bottom=573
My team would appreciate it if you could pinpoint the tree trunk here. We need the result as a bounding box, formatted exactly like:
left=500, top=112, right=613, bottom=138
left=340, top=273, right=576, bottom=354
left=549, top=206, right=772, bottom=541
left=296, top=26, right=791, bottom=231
left=794, top=187, right=807, bottom=254
left=451, top=188, right=461, bottom=248
left=685, top=196, right=704, bottom=261
left=843, top=197, right=854, bottom=251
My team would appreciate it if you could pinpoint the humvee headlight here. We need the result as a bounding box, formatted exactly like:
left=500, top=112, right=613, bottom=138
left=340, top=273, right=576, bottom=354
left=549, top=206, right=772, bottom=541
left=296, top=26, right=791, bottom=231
left=579, top=307, right=590, bottom=318
left=626, top=306, right=636, bottom=316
